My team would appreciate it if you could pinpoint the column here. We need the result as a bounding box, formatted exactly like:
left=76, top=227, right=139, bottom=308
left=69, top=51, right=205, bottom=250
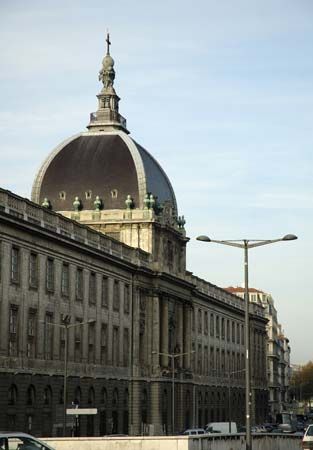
left=151, top=294, right=160, bottom=373
left=160, top=297, right=168, bottom=367
left=183, top=304, right=192, bottom=369
left=150, top=382, right=162, bottom=435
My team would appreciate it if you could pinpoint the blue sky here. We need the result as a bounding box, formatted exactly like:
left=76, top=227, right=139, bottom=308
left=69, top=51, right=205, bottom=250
left=1, top=0, right=312, bottom=363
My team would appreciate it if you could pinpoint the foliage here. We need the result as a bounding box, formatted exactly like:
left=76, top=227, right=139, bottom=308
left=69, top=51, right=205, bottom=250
left=290, top=361, right=313, bottom=401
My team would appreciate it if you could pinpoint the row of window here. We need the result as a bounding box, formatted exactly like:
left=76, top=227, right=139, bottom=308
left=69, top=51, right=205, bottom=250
left=191, top=343, right=245, bottom=377
left=5, top=245, right=130, bottom=312
left=193, top=308, right=245, bottom=345
left=7, top=383, right=128, bottom=408
left=8, top=305, right=130, bottom=367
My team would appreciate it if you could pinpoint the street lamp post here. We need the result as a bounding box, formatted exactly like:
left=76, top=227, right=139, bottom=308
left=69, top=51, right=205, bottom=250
left=196, top=233, right=297, bottom=450
left=153, top=350, right=195, bottom=434
left=45, top=316, right=96, bottom=436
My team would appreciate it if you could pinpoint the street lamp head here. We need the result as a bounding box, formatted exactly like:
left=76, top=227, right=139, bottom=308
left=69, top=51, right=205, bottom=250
left=282, top=234, right=298, bottom=241
left=196, top=235, right=211, bottom=242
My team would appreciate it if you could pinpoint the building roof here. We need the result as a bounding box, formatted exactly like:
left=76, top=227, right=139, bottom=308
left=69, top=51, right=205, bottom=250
left=31, top=131, right=177, bottom=213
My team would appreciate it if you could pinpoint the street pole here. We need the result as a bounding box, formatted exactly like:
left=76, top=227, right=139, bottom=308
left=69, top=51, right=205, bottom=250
left=171, top=355, right=175, bottom=434
left=63, top=324, right=69, bottom=437
left=152, top=350, right=195, bottom=434
left=44, top=316, right=96, bottom=437
left=244, top=241, right=251, bottom=450
left=196, top=233, right=297, bottom=450
left=228, top=371, right=231, bottom=434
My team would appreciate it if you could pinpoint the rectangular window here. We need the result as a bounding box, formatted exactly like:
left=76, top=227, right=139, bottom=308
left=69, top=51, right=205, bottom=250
left=9, top=305, right=18, bottom=334
left=241, top=324, right=244, bottom=345
left=197, top=344, right=202, bottom=374
left=11, top=247, right=20, bottom=284
left=210, top=313, right=214, bottom=337
left=191, top=342, right=196, bottom=370
left=221, top=317, right=225, bottom=340
left=28, top=309, right=36, bottom=337
left=210, top=346, right=214, bottom=372
left=113, top=326, right=119, bottom=366
left=204, top=311, right=208, bottom=335
left=113, top=280, right=120, bottom=311
left=123, top=328, right=129, bottom=367
left=61, top=263, right=69, bottom=297
left=88, top=322, right=95, bottom=363
left=76, top=268, right=83, bottom=300
left=89, top=272, right=96, bottom=305
left=46, top=258, right=54, bottom=292
left=221, top=349, right=225, bottom=373
left=101, top=323, right=108, bottom=364
left=216, top=348, right=220, bottom=374
left=101, top=276, right=108, bottom=308
left=216, top=316, right=220, bottom=338
left=226, top=320, right=230, bottom=342
left=0, top=241, right=2, bottom=283
left=27, top=309, right=36, bottom=358
left=232, top=321, right=235, bottom=343
left=237, top=323, right=240, bottom=344
left=44, top=313, right=53, bottom=360
left=60, top=325, right=65, bottom=361
left=74, top=318, right=82, bottom=362
left=124, top=284, right=130, bottom=314
left=204, top=345, right=208, bottom=374
left=9, top=305, right=18, bottom=356
left=198, top=309, right=202, bottom=333
left=29, top=253, right=38, bottom=288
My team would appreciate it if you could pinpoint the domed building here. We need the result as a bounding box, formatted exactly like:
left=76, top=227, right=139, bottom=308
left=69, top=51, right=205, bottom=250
left=31, top=35, right=186, bottom=275
left=0, top=35, right=268, bottom=438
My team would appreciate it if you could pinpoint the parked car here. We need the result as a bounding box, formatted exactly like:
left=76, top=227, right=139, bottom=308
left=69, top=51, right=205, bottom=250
left=0, top=433, right=54, bottom=450
left=205, top=422, right=237, bottom=434
left=302, top=424, right=313, bottom=449
left=251, top=425, right=267, bottom=433
left=182, top=428, right=206, bottom=436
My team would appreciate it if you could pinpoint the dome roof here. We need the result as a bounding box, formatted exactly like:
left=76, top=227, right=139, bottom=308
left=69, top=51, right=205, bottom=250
left=31, top=130, right=177, bottom=213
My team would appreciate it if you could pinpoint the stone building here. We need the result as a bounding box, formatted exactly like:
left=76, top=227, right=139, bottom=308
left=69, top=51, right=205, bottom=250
left=225, top=287, right=291, bottom=420
left=0, top=36, right=268, bottom=437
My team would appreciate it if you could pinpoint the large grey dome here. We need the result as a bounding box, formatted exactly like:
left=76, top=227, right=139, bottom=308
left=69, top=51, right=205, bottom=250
left=31, top=130, right=177, bottom=214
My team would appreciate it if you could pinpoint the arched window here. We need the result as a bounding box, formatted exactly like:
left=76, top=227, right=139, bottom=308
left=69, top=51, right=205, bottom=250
left=43, top=385, right=52, bottom=406
left=59, top=387, right=64, bottom=405
left=101, top=387, right=107, bottom=406
left=112, top=388, right=119, bottom=408
left=8, top=384, right=18, bottom=406
left=74, top=386, right=82, bottom=406
left=88, top=387, right=95, bottom=405
left=124, top=389, right=129, bottom=408
left=27, top=385, right=36, bottom=406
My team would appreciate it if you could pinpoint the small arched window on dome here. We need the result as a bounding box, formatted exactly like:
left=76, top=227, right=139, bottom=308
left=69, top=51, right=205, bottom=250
left=85, top=190, right=92, bottom=200
left=59, top=191, right=66, bottom=200
left=111, top=189, right=118, bottom=199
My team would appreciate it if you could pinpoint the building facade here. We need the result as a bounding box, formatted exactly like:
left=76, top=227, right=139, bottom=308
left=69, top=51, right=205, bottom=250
left=225, top=287, right=291, bottom=420
left=0, top=37, right=268, bottom=437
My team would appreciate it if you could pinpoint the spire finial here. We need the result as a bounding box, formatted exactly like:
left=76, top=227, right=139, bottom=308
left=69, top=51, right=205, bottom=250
left=106, top=31, right=111, bottom=55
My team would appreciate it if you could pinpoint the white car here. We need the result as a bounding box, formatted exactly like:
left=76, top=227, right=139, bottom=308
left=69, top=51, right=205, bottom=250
left=182, top=428, right=206, bottom=436
left=302, top=424, right=313, bottom=450
left=0, top=433, right=54, bottom=450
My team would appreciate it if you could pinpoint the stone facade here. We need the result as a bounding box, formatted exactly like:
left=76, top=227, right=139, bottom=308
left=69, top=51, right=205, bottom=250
left=225, top=287, right=291, bottom=421
left=0, top=188, right=268, bottom=436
